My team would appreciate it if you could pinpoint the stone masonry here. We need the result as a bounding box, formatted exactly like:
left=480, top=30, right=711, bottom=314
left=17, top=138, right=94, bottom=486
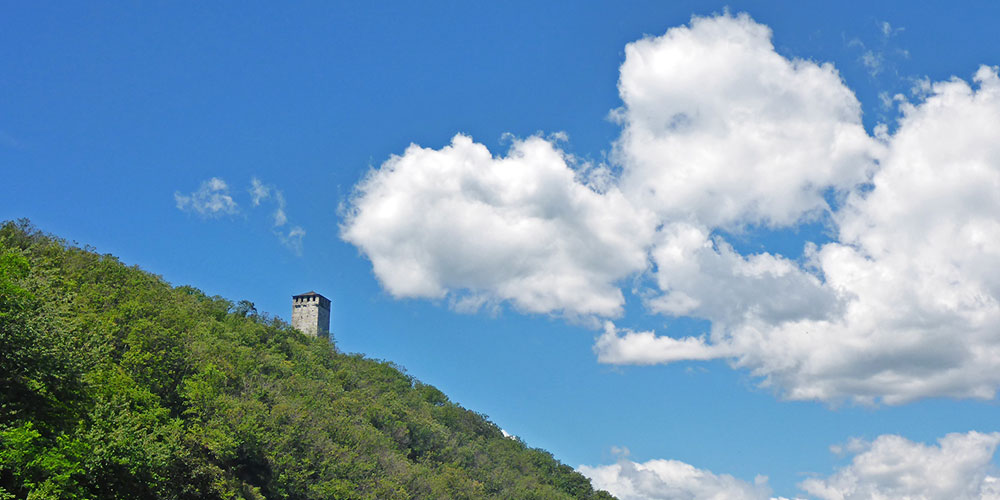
left=291, top=291, right=331, bottom=340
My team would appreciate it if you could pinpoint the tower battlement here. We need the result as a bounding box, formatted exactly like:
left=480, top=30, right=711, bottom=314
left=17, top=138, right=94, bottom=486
left=292, top=291, right=331, bottom=340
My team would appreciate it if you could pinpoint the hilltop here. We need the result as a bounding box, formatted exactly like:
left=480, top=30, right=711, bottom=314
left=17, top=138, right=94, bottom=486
left=0, top=220, right=614, bottom=500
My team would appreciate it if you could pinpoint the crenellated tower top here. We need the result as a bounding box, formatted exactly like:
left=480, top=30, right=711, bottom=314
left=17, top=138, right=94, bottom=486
left=292, top=291, right=331, bottom=340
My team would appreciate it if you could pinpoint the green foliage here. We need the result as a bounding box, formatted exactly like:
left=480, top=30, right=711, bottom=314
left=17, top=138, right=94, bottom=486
left=0, top=220, right=615, bottom=500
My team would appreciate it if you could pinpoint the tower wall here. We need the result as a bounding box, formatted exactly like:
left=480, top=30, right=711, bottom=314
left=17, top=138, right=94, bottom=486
left=292, top=292, right=331, bottom=340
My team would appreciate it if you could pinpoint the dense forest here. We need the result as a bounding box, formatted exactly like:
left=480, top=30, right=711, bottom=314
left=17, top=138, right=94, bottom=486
left=0, top=220, right=615, bottom=499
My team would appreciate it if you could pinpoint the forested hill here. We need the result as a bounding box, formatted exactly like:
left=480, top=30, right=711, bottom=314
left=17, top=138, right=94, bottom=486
left=0, top=220, right=615, bottom=500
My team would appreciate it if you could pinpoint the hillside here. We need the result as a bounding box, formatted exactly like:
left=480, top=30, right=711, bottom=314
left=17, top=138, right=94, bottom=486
left=0, top=220, right=615, bottom=500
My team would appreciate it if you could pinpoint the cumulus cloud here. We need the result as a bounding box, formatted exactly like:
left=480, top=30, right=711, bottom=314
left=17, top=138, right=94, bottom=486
left=645, top=223, right=842, bottom=326
left=607, top=64, right=1000, bottom=405
left=341, top=134, right=655, bottom=317
left=595, top=321, right=725, bottom=365
left=578, top=454, right=772, bottom=500
left=581, top=432, right=1000, bottom=499
left=614, top=12, right=879, bottom=229
left=597, top=18, right=1000, bottom=404
left=801, top=432, right=1000, bottom=499
left=174, top=177, right=239, bottom=216
left=342, top=12, right=1000, bottom=403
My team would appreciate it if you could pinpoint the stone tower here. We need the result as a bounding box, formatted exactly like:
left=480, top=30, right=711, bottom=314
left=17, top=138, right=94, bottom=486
left=292, top=291, right=331, bottom=340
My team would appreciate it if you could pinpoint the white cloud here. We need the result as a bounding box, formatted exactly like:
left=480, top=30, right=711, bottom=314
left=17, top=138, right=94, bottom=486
left=341, top=134, right=655, bottom=318
left=614, top=64, right=1000, bottom=405
left=581, top=432, right=1000, bottom=500
left=250, top=176, right=289, bottom=226
left=598, top=19, right=1000, bottom=404
left=801, top=432, right=1000, bottom=500
left=342, top=12, right=1000, bottom=404
left=849, top=21, right=907, bottom=80
left=250, top=177, right=270, bottom=206
left=174, top=177, right=239, bottom=217
left=645, top=223, right=842, bottom=327
left=860, top=50, right=883, bottom=76
left=614, top=12, right=879, bottom=230
left=277, top=225, right=305, bottom=256
left=272, top=192, right=288, bottom=227
left=174, top=177, right=303, bottom=254
left=578, top=455, right=772, bottom=500
left=595, top=321, right=725, bottom=365
left=881, top=21, right=892, bottom=37
left=249, top=177, right=304, bottom=254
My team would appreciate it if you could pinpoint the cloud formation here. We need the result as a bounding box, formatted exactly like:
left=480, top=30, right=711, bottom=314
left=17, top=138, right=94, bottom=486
left=580, top=432, right=1000, bottom=500
left=614, top=13, right=879, bottom=230
left=595, top=321, right=725, bottom=365
left=249, top=177, right=306, bottom=255
left=578, top=454, right=772, bottom=500
left=801, top=432, right=1000, bottom=499
left=174, top=177, right=305, bottom=254
left=342, top=12, right=1000, bottom=403
left=341, top=134, right=654, bottom=317
left=600, top=63, right=1000, bottom=404
left=174, top=177, right=239, bottom=217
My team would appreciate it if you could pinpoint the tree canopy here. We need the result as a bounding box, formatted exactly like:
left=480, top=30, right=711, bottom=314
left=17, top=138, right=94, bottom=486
left=0, top=219, right=615, bottom=500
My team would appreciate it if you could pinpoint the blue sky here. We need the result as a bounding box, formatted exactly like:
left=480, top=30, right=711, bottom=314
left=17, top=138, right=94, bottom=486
left=5, top=2, right=1000, bottom=498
